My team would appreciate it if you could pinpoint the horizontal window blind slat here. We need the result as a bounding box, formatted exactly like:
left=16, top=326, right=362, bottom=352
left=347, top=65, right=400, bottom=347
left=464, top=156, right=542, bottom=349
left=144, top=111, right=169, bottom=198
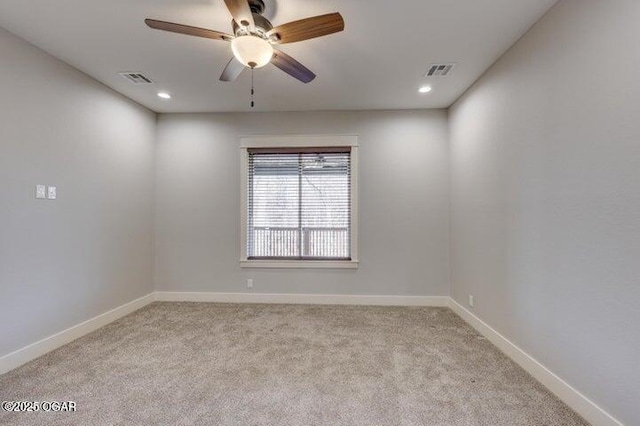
left=248, top=147, right=351, bottom=154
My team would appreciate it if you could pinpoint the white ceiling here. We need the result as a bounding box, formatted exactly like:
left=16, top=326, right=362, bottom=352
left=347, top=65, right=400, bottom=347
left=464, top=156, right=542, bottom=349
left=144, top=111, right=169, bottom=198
left=0, top=0, right=557, bottom=113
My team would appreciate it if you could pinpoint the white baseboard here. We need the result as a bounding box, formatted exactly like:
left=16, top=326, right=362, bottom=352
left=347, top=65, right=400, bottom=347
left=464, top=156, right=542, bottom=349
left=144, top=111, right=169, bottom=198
left=448, top=298, right=622, bottom=426
left=0, top=294, right=154, bottom=375
left=153, top=291, right=450, bottom=307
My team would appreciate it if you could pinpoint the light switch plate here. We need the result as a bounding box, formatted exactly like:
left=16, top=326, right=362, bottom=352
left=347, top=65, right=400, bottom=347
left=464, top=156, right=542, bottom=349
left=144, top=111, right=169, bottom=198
left=36, top=185, right=46, bottom=199
left=36, top=185, right=47, bottom=199
left=47, top=186, right=57, bottom=200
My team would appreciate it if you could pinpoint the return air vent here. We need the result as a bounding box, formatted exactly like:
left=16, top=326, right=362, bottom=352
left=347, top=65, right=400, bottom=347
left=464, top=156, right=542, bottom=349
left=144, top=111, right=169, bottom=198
left=119, top=72, right=154, bottom=84
left=425, top=63, right=456, bottom=77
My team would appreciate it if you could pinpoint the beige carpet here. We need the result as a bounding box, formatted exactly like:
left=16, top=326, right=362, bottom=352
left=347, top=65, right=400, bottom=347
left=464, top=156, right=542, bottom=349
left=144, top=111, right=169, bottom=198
left=0, top=303, right=587, bottom=425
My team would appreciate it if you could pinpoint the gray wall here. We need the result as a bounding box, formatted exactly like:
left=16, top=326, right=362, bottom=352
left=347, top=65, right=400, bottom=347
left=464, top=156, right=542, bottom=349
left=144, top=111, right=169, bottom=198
left=449, top=0, right=640, bottom=424
left=155, top=110, right=450, bottom=296
left=0, top=29, right=156, bottom=357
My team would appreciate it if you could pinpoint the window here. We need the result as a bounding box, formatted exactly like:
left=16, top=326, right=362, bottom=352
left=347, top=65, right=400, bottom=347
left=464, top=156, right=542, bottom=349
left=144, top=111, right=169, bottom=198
left=240, top=136, right=358, bottom=268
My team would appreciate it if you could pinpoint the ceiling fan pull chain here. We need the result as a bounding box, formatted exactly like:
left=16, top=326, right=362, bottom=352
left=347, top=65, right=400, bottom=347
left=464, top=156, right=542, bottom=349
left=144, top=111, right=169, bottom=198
left=250, top=67, right=255, bottom=108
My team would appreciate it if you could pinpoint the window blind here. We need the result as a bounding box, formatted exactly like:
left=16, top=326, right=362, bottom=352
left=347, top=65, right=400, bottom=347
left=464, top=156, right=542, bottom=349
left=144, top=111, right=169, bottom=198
left=247, top=148, right=351, bottom=260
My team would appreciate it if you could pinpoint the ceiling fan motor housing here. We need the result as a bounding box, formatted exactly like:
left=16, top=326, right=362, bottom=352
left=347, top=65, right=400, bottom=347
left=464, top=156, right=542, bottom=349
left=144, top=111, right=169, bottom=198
left=233, top=13, right=273, bottom=37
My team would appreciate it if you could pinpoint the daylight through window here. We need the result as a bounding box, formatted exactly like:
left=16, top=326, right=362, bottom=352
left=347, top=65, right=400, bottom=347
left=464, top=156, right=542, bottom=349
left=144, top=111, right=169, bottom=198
left=246, top=148, right=351, bottom=260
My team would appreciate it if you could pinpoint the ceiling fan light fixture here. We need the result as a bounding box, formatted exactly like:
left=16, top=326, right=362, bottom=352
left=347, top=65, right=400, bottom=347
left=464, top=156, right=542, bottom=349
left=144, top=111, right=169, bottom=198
left=231, top=35, right=273, bottom=68
left=145, top=6, right=345, bottom=83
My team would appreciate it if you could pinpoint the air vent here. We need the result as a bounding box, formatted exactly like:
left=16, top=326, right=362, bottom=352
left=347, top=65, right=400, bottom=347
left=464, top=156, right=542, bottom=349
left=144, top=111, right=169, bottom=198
left=119, top=72, right=154, bottom=84
left=425, top=63, right=456, bottom=77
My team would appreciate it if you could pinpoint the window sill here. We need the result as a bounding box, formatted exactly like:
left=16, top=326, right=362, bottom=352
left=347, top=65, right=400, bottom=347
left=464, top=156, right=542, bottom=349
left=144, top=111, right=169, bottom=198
left=239, top=259, right=359, bottom=269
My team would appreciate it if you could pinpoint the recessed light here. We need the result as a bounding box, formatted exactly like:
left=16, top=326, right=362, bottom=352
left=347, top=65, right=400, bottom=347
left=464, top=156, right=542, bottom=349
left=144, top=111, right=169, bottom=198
left=157, top=92, right=171, bottom=99
left=419, top=86, right=432, bottom=94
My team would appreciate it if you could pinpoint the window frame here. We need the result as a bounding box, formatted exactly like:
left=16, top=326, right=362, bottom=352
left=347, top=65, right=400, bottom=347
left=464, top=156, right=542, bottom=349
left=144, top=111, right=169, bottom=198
left=240, top=135, right=359, bottom=269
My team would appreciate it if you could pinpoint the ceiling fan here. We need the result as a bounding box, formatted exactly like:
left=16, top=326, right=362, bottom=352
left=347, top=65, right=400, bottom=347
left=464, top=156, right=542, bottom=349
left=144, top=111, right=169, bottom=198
left=145, top=0, right=344, bottom=84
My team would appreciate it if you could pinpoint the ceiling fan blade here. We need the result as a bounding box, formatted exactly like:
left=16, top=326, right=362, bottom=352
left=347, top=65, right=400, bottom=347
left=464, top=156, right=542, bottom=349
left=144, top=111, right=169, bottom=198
left=220, top=57, right=245, bottom=82
left=271, top=49, right=316, bottom=83
left=268, top=13, right=344, bottom=44
left=224, top=0, right=255, bottom=29
left=145, top=19, right=232, bottom=41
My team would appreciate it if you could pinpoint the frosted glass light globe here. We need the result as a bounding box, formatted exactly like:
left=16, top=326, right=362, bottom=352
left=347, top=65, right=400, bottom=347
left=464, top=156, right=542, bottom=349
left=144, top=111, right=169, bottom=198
left=231, top=35, right=274, bottom=69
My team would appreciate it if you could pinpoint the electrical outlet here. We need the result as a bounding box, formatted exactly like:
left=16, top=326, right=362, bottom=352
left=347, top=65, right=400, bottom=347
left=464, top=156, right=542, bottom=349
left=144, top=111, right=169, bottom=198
left=47, top=186, right=57, bottom=200
left=468, top=294, right=474, bottom=308
left=247, top=279, right=254, bottom=289
left=35, top=185, right=46, bottom=199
